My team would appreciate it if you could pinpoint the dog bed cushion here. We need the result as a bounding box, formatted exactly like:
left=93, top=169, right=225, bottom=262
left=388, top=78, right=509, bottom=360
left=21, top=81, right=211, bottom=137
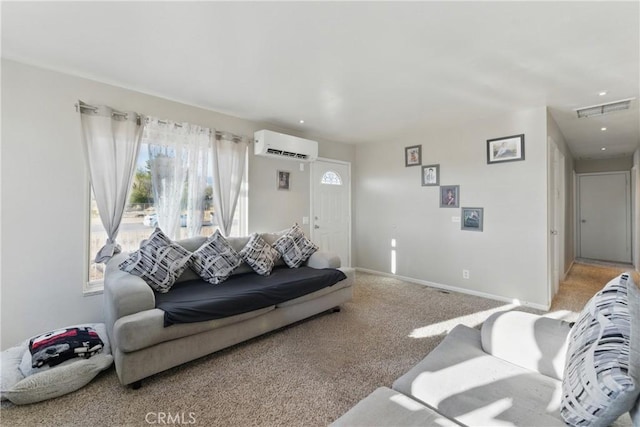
left=0, top=323, right=113, bottom=405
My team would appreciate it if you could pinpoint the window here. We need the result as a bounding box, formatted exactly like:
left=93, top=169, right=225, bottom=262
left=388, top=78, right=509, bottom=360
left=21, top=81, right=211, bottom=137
left=320, top=170, right=343, bottom=186
left=87, top=142, right=248, bottom=289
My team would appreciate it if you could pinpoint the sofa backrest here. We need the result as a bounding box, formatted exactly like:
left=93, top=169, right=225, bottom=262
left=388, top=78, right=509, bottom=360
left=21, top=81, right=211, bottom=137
left=174, top=230, right=288, bottom=284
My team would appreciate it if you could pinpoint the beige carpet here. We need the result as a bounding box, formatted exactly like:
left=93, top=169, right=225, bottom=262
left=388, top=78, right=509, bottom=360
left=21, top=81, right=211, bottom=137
left=0, top=269, right=628, bottom=426
left=549, top=261, right=639, bottom=320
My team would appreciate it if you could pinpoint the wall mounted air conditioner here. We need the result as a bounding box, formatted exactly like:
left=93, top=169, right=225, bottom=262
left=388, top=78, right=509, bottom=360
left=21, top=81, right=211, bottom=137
left=254, top=130, right=318, bottom=162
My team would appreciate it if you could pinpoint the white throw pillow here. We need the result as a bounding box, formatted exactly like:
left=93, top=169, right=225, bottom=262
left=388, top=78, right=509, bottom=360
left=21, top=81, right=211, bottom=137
left=239, top=233, right=281, bottom=276
left=191, top=230, right=242, bottom=284
left=119, top=228, right=193, bottom=293
left=273, top=223, right=319, bottom=268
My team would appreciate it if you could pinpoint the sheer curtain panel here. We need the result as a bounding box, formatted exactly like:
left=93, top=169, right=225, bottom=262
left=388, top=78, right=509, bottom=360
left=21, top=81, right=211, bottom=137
left=210, top=133, right=249, bottom=236
left=144, top=119, right=210, bottom=240
left=79, top=101, right=144, bottom=263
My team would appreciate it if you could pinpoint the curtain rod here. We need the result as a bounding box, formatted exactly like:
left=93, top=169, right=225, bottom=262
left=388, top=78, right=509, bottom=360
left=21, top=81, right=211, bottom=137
left=75, top=102, right=248, bottom=141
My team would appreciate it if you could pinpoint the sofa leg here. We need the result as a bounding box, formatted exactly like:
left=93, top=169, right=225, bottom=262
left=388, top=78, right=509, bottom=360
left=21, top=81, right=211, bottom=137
left=330, top=306, right=341, bottom=313
left=131, top=380, right=142, bottom=390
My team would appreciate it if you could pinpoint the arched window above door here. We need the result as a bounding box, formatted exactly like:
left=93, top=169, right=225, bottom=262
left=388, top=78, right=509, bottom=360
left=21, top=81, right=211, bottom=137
left=321, top=170, right=343, bottom=186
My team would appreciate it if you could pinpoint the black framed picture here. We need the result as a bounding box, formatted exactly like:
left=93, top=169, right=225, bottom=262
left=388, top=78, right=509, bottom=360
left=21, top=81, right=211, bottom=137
left=487, top=134, right=525, bottom=164
left=461, top=207, right=484, bottom=232
left=421, top=164, right=440, bottom=186
left=405, top=145, right=422, bottom=167
left=277, top=170, right=290, bottom=190
left=440, top=185, right=459, bottom=208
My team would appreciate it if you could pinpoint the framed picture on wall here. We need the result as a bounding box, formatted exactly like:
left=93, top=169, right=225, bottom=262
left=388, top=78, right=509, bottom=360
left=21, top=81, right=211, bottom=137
left=421, top=164, right=440, bottom=186
left=277, top=170, right=290, bottom=191
left=487, top=134, right=525, bottom=164
left=440, top=185, right=459, bottom=208
left=405, top=145, right=422, bottom=167
left=461, top=207, right=484, bottom=232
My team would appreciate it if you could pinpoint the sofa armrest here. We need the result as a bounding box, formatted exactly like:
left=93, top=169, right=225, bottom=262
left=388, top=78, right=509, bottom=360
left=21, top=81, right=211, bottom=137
left=305, top=251, right=341, bottom=269
left=481, top=311, right=571, bottom=380
left=103, top=253, right=155, bottom=342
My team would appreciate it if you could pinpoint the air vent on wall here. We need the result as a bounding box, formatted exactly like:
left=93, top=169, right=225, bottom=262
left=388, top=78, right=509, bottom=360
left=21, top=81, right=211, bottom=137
left=575, top=98, right=635, bottom=118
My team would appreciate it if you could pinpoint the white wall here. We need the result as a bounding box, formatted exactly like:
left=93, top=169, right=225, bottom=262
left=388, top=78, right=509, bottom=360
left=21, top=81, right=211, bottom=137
left=634, top=149, right=640, bottom=271
left=0, top=59, right=354, bottom=349
left=354, top=107, right=549, bottom=307
left=575, top=156, right=634, bottom=174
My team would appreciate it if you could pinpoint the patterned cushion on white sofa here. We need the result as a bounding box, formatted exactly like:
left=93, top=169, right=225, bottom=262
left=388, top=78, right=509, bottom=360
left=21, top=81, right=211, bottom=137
left=561, top=273, right=640, bottom=426
left=239, top=233, right=280, bottom=276
left=273, top=224, right=319, bottom=268
left=191, top=229, right=242, bottom=284
left=119, top=228, right=193, bottom=293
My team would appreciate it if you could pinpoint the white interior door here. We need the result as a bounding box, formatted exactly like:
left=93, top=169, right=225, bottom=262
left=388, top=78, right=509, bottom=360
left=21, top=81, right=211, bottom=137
left=310, top=159, right=351, bottom=267
left=578, top=172, right=631, bottom=263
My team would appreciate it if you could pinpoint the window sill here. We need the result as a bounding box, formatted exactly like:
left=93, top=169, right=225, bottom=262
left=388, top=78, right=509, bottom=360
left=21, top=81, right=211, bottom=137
left=84, top=280, right=104, bottom=296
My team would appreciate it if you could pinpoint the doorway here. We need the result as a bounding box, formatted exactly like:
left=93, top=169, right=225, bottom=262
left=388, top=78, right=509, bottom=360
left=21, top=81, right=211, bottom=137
left=310, top=159, right=352, bottom=267
left=577, top=172, right=631, bottom=263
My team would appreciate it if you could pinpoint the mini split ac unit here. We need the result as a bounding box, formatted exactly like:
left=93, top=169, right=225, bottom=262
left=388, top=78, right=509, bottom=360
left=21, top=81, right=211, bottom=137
left=254, top=130, right=318, bottom=162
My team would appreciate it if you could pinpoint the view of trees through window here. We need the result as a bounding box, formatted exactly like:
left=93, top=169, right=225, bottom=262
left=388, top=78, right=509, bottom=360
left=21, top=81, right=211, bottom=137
left=88, top=143, right=246, bottom=284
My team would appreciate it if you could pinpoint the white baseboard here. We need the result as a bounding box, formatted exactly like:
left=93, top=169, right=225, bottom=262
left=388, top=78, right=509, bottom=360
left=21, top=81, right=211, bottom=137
left=355, top=267, right=550, bottom=312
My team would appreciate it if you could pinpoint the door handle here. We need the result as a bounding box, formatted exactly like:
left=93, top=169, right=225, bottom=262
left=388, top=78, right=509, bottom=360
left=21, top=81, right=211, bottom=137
left=581, top=219, right=587, bottom=223
left=550, top=230, right=558, bottom=235
left=314, top=225, right=320, bottom=229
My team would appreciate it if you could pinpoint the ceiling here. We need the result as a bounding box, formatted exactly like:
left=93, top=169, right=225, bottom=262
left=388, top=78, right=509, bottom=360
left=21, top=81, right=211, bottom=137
left=2, top=1, right=639, bottom=159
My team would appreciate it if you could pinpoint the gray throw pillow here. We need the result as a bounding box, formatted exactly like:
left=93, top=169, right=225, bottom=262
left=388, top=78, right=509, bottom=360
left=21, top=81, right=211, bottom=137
left=239, top=233, right=280, bottom=276
left=561, top=273, right=640, bottom=426
left=191, top=229, right=242, bottom=284
left=119, top=228, right=193, bottom=293
left=273, top=223, right=319, bottom=268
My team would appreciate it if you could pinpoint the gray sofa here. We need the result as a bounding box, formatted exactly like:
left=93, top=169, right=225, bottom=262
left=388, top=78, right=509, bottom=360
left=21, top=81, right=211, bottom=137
left=333, top=308, right=637, bottom=426
left=104, top=232, right=354, bottom=387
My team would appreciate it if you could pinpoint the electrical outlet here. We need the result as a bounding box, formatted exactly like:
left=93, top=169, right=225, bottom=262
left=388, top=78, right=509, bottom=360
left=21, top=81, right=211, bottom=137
left=462, top=269, right=470, bottom=279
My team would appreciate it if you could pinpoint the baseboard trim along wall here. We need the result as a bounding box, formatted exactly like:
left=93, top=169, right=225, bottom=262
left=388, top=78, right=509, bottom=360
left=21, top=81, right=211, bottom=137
left=355, top=267, right=550, bottom=312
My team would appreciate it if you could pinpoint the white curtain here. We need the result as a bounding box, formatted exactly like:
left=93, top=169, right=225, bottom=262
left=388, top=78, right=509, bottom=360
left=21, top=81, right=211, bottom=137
left=144, top=119, right=209, bottom=240
left=79, top=101, right=144, bottom=263
left=210, top=132, right=249, bottom=236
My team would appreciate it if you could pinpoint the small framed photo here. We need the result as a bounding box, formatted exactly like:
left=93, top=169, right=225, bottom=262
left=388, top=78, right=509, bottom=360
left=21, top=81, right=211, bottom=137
left=487, top=134, right=525, bottom=164
left=421, top=164, right=440, bottom=186
left=405, top=145, right=422, bottom=167
left=462, top=207, right=484, bottom=232
left=440, top=185, right=459, bottom=208
left=277, top=170, right=290, bottom=191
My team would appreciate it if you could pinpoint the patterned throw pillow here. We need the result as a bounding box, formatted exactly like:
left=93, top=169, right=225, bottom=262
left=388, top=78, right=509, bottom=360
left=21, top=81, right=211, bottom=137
left=119, top=228, right=193, bottom=293
left=191, top=230, right=242, bottom=284
left=273, top=223, right=319, bottom=268
left=238, top=233, right=281, bottom=276
left=561, top=273, right=640, bottom=426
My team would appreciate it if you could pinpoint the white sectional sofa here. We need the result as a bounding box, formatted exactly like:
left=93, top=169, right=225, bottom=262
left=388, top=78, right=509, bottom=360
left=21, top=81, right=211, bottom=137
left=333, top=273, right=639, bottom=427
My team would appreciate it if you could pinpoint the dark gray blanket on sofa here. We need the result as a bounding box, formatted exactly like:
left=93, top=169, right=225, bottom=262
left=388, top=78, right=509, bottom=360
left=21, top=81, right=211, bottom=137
left=155, top=267, right=347, bottom=326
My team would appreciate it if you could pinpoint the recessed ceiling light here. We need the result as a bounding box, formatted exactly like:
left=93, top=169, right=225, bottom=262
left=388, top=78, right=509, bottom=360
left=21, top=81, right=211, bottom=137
left=299, top=120, right=305, bottom=124
left=601, top=147, right=607, bottom=151
left=599, top=91, right=607, bottom=96
left=601, top=127, right=607, bottom=131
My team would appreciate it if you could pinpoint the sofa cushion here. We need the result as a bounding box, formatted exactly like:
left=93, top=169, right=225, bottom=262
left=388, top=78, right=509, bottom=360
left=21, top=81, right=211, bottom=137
left=191, top=230, right=242, bottom=284
left=273, top=223, right=319, bottom=268
left=331, top=387, right=463, bottom=427
left=393, top=324, right=566, bottom=426
left=561, top=273, right=640, bottom=426
left=481, top=311, right=572, bottom=381
left=239, top=233, right=281, bottom=276
left=119, top=228, right=193, bottom=293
